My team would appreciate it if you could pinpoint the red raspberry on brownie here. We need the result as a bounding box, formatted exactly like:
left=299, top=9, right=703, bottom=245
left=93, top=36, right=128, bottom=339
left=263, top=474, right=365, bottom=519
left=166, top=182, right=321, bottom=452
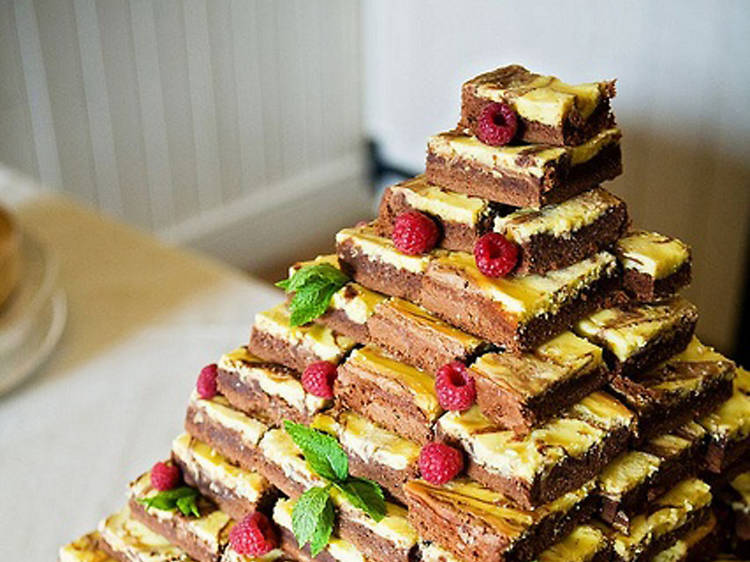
left=150, top=461, right=181, bottom=491
left=419, top=442, right=464, bottom=485
left=392, top=211, right=440, bottom=255
left=196, top=363, right=219, bottom=399
left=435, top=361, right=476, bottom=411
left=302, top=361, right=338, bottom=399
left=473, top=232, right=519, bottom=278
left=229, top=512, right=278, bottom=556
left=475, top=102, right=518, bottom=146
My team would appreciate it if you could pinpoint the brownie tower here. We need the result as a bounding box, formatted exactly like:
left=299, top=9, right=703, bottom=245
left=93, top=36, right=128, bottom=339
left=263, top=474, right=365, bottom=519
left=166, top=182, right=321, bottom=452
left=61, top=65, right=748, bottom=562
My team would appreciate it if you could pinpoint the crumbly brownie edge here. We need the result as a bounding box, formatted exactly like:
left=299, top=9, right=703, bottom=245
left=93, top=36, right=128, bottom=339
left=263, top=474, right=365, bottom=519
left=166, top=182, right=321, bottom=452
left=127, top=498, right=221, bottom=562
left=248, top=327, right=321, bottom=373
left=704, top=435, right=750, bottom=474
left=278, top=525, right=337, bottom=562
left=337, top=239, right=423, bottom=302
left=337, top=516, right=417, bottom=562
left=253, top=453, right=307, bottom=500
left=184, top=402, right=263, bottom=472
left=346, top=448, right=418, bottom=504
left=96, top=537, right=128, bottom=562
left=334, top=365, right=435, bottom=445
left=622, top=259, right=692, bottom=302
left=216, top=368, right=313, bottom=426
left=320, top=308, right=370, bottom=345
left=475, top=362, right=610, bottom=435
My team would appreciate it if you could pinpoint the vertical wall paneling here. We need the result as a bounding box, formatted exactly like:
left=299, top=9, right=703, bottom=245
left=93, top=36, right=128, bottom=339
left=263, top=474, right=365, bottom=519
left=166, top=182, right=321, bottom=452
left=72, top=0, right=123, bottom=218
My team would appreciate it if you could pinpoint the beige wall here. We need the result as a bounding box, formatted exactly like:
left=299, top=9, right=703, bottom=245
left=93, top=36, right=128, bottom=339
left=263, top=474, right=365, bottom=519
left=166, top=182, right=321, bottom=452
left=362, top=0, right=750, bottom=352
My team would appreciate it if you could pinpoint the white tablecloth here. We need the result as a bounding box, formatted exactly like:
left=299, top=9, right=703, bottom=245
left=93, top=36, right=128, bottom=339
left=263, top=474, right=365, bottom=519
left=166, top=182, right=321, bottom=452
left=0, top=169, right=280, bottom=560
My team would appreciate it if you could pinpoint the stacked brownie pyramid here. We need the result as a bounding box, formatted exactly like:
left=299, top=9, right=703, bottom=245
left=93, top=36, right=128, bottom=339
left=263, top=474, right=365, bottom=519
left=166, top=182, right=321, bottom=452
left=61, top=66, right=749, bottom=562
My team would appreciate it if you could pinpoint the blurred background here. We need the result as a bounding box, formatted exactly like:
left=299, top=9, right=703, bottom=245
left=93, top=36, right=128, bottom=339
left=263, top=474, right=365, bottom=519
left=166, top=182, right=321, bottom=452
left=1, top=0, right=748, bottom=357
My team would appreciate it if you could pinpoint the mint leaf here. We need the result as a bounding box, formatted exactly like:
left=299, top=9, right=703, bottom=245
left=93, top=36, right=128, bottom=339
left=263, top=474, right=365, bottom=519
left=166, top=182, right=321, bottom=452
left=276, top=264, right=349, bottom=327
left=284, top=421, right=349, bottom=481
left=309, top=496, right=335, bottom=556
left=334, top=478, right=386, bottom=522
left=292, top=485, right=332, bottom=552
left=137, top=486, right=200, bottom=517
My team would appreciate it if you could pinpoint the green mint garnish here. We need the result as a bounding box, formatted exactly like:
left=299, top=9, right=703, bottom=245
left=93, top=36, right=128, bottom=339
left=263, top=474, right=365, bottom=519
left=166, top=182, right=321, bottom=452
left=137, top=486, right=200, bottom=517
left=276, top=264, right=349, bottom=327
left=284, top=420, right=386, bottom=556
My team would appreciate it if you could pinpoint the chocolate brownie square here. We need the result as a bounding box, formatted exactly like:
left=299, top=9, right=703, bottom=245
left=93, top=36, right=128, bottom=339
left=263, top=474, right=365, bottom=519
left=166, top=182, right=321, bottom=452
left=649, top=512, right=721, bottom=562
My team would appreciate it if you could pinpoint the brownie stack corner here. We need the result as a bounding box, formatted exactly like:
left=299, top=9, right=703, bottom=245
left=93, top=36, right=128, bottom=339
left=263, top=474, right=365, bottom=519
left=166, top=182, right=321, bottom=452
left=60, top=64, right=747, bottom=562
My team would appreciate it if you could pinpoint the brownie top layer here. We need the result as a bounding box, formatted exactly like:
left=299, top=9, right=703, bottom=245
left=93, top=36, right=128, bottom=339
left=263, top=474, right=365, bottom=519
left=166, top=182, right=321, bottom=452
left=172, top=433, right=272, bottom=503
left=378, top=297, right=486, bottom=350
left=471, top=331, right=603, bottom=399
left=429, top=250, right=617, bottom=321
left=129, top=469, right=233, bottom=552
left=427, top=127, right=621, bottom=179
left=312, top=411, right=420, bottom=471
left=609, top=478, right=712, bottom=561
left=438, top=392, right=633, bottom=483
left=254, top=303, right=357, bottom=362
left=405, top=477, right=595, bottom=538
left=620, top=337, right=735, bottom=403
left=464, top=65, right=615, bottom=128
left=273, top=498, right=367, bottom=562
left=336, top=225, right=434, bottom=274
left=494, top=187, right=625, bottom=243
left=388, top=175, right=491, bottom=226
left=189, top=388, right=269, bottom=446
left=699, top=368, right=750, bottom=442
left=651, top=512, right=717, bottom=562
left=574, top=297, right=698, bottom=363
left=98, top=505, right=199, bottom=562
left=597, top=421, right=706, bottom=500
left=616, top=230, right=690, bottom=279
left=59, top=532, right=113, bottom=562
left=291, top=254, right=387, bottom=324
left=259, top=429, right=419, bottom=549
left=219, top=347, right=328, bottom=414
left=344, top=346, right=442, bottom=421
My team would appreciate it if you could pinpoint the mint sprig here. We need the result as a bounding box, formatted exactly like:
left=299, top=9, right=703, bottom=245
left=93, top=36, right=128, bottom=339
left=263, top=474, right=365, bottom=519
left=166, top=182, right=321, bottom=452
left=137, top=486, right=200, bottom=517
left=276, top=264, right=349, bottom=327
left=284, top=421, right=386, bottom=556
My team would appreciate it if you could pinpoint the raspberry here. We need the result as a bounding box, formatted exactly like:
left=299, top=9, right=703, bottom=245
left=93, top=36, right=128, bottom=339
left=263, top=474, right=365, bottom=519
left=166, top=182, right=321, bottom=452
left=435, top=361, right=476, bottom=411
left=419, top=443, right=464, bottom=485
left=302, top=361, right=338, bottom=398
left=196, top=363, right=218, bottom=399
left=475, top=102, right=518, bottom=146
left=392, top=211, right=440, bottom=255
left=229, top=512, right=278, bottom=556
left=150, top=461, right=181, bottom=491
left=473, top=233, right=519, bottom=278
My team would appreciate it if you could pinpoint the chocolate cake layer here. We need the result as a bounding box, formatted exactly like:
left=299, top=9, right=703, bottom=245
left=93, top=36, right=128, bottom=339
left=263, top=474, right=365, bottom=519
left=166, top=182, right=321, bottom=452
left=171, top=433, right=276, bottom=522
left=652, top=512, right=721, bottom=562
left=288, top=254, right=387, bottom=344
left=128, top=470, right=232, bottom=562
left=700, top=368, right=750, bottom=473
left=597, top=421, right=707, bottom=531
left=184, top=390, right=269, bottom=473
left=606, top=478, right=713, bottom=562
left=421, top=249, right=620, bottom=353
left=255, top=428, right=419, bottom=562
left=609, top=337, right=736, bottom=442
left=336, top=225, right=430, bottom=302
left=459, top=65, right=616, bottom=146
left=59, top=531, right=114, bottom=562
left=375, top=176, right=629, bottom=274
left=216, top=347, right=329, bottom=425
left=404, top=477, right=596, bottom=562
left=437, top=392, right=633, bottom=509
left=425, top=129, right=622, bottom=208
left=248, top=303, right=357, bottom=373
left=335, top=345, right=442, bottom=444
left=574, top=297, right=698, bottom=379
left=366, top=297, right=489, bottom=375
left=616, top=230, right=692, bottom=302
left=312, top=411, right=421, bottom=503
left=471, top=331, right=608, bottom=434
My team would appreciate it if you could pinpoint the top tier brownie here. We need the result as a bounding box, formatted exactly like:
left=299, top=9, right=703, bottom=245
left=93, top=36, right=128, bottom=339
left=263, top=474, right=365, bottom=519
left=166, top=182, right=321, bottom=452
left=460, top=64, right=616, bottom=146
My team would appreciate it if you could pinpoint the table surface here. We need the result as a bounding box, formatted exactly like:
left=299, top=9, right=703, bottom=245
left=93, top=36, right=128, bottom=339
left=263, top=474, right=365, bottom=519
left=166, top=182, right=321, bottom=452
left=0, top=168, right=280, bottom=560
